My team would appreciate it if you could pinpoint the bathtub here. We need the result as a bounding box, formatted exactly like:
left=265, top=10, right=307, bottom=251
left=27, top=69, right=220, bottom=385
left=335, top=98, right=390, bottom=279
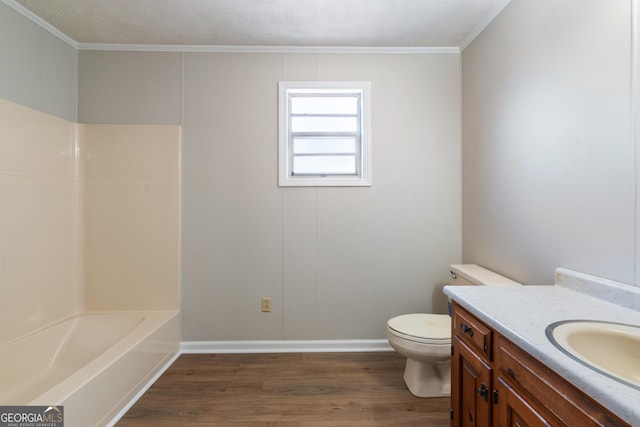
left=0, top=311, right=180, bottom=427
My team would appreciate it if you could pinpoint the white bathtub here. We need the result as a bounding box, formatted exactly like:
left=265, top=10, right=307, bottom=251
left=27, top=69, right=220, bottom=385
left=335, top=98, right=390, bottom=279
left=0, top=311, right=180, bottom=427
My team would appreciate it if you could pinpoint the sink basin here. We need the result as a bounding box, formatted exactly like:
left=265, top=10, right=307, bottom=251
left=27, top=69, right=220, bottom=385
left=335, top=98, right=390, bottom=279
left=546, top=320, right=640, bottom=390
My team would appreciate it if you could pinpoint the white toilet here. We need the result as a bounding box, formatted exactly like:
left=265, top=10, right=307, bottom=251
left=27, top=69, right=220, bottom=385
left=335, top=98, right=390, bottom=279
left=386, top=264, right=521, bottom=397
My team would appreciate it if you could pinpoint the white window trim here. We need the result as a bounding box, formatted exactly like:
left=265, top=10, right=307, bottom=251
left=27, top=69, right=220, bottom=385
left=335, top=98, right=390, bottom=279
left=278, top=81, right=372, bottom=187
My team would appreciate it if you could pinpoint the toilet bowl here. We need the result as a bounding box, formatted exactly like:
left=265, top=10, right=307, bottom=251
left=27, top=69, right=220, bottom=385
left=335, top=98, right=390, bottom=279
left=386, top=313, right=451, bottom=397
left=387, top=264, right=521, bottom=398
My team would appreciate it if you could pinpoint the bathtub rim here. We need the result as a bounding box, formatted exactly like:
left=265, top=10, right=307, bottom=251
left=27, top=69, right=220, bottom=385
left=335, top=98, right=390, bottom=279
left=0, top=310, right=175, bottom=351
left=0, top=310, right=179, bottom=406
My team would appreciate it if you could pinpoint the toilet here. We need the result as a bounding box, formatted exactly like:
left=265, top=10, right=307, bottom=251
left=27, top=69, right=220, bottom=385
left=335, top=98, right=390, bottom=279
left=386, top=264, right=521, bottom=397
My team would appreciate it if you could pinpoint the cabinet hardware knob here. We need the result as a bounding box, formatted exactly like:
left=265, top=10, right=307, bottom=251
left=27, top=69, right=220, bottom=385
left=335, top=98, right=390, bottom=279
left=508, top=368, right=515, bottom=378
left=460, top=323, right=474, bottom=337
left=477, top=383, right=489, bottom=401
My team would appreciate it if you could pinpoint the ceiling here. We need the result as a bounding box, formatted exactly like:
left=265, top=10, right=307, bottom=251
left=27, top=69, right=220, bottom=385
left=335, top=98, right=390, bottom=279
left=6, top=0, right=510, bottom=49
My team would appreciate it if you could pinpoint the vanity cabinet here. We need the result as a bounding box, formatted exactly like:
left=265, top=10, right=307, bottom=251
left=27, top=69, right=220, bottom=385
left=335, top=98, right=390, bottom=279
left=450, top=302, right=629, bottom=427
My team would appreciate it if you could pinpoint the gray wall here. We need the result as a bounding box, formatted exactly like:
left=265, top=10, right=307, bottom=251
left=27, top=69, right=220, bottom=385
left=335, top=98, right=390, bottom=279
left=182, top=53, right=461, bottom=341
left=76, top=50, right=463, bottom=341
left=0, top=2, right=77, bottom=121
left=461, top=0, right=636, bottom=285
left=78, top=51, right=181, bottom=124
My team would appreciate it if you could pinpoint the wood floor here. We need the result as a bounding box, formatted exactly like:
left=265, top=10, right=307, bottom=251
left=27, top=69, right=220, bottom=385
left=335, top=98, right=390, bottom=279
left=117, top=352, right=450, bottom=426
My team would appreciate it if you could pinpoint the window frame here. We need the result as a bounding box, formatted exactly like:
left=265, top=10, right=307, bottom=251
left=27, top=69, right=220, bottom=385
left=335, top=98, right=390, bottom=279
left=278, top=81, right=372, bottom=187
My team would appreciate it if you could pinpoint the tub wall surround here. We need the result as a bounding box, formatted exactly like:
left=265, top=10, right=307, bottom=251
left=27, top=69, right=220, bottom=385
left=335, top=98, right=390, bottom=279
left=0, top=98, right=79, bottom=345
left=0, top=97, right=181, bottom=344
left=0, top=97, right=181, bottom=426
left=80, top=124, right=181, bottom=311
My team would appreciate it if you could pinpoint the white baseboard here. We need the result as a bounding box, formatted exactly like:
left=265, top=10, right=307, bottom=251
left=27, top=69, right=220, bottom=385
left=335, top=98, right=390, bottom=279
left=180, top=339, right=393, bottom=354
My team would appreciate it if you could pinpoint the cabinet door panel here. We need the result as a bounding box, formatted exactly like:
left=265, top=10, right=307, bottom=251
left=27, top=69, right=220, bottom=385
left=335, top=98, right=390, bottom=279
left=496, top=335, right=628, bottom=426
left=495, top=377, right=554, bottom=427
left=452, top=336, right=492, bottom=427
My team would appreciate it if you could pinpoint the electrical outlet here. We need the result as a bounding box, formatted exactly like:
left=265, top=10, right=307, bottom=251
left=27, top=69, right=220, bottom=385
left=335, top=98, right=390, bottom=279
left=261, top=297, right=271, bottom=312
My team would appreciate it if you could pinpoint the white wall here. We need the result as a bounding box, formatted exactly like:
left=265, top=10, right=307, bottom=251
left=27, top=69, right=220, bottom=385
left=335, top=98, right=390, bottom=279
left=0, top=2, right=77, bottom=121
left=462, top=0, right=635, bottom=285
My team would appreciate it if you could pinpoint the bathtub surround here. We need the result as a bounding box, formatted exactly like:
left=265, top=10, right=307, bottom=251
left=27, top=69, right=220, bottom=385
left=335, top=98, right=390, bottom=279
left=0, top=97, right=181, bottom=426
left=0, top=97, right=181, bottom=342
left=0, top=98, right=79, bottom=345
left=79, top=124, right=180, bottom=311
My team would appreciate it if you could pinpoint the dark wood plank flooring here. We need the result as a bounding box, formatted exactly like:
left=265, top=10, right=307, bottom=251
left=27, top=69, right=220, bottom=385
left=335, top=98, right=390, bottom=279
left=117, top=352, right=450, bottom=426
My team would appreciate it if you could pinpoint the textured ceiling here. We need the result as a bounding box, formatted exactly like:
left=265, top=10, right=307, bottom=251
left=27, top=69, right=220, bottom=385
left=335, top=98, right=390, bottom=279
left=11, top=0, right=508, bottom=47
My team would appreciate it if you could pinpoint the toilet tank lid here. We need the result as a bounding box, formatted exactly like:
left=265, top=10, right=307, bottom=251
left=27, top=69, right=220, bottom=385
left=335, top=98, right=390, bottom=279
left=450, top=264, right=521, bottom=286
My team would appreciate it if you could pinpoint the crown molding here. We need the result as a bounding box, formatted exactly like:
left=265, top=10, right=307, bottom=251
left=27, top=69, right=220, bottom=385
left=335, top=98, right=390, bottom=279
left=2, top=0, right=78, bottom=48
left=76, top=43, right=460, bottom=54
left=459, top=0, right=512, bottom=51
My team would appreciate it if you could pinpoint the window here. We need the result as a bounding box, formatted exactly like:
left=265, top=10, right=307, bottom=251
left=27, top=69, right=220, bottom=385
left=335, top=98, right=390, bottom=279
left=278, top=81, right=371, bottom=186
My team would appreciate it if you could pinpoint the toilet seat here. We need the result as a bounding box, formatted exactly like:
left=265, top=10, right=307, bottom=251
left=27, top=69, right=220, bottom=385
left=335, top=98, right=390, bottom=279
left=387, top=313, right=451, bottom=344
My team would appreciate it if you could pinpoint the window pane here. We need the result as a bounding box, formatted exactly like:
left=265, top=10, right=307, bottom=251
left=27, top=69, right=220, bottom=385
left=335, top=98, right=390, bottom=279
left=293, top=137, right=356, bottom=154
left=293, top=155, right=356, bottom=174
left=291, top=96, right=358, bottom=115
left=291, top=116, right=358, bottom=133
left=278, top=81, right=371, bottom=186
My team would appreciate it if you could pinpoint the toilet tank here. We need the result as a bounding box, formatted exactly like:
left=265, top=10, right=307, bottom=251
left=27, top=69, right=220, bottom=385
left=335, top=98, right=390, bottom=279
left=449, top=264, right=521, bottom=286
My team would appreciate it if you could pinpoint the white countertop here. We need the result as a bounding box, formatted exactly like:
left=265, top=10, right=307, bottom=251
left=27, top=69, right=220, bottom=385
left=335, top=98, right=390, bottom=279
left=443, top=268, right=640, bottom=427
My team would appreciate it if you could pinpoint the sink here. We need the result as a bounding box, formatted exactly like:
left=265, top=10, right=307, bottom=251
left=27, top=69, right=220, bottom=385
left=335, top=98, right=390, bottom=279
left=546, top=320, right=640, bottom=390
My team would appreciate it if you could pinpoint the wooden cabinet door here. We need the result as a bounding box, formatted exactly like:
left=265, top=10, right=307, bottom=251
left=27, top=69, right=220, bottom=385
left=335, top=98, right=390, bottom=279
left=452, top=336, right=492, bottom=427
left=494, top=377, right=554, bottom=427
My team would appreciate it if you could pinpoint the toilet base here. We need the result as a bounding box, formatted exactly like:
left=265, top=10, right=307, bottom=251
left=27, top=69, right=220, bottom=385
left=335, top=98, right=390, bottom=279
left=403, top=358, right=451, bottom=398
